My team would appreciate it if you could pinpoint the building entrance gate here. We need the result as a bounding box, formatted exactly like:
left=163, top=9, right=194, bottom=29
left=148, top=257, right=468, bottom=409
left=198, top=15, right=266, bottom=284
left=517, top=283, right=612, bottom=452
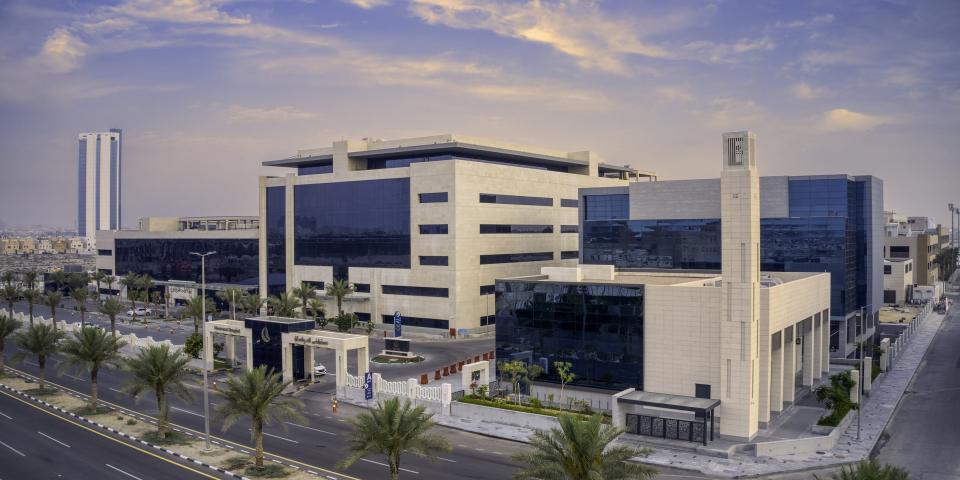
left=280, top=330, right=369, bottom=396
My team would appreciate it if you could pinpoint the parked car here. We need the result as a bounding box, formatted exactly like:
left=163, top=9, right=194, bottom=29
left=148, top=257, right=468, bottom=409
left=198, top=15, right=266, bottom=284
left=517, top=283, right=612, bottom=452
left=126, top=307, right=152, bottom=316
left=313, top=364, right=327, bottom=376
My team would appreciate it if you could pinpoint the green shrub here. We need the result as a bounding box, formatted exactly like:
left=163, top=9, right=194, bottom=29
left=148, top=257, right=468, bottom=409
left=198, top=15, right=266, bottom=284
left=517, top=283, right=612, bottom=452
left=183, top=333, right=203, bottom=359
left=528, top=398, right=543, bottom=409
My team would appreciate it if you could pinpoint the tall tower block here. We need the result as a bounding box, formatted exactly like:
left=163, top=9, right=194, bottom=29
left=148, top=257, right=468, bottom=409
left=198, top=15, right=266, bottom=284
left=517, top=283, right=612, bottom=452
left=719, top=131, right=761, bottom=440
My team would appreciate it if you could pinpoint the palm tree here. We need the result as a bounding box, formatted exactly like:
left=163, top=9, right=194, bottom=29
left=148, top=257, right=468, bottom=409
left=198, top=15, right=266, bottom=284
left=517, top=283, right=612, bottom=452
left=150, top=290, right=162, bottom=319
left=513, top=413, right=656, bottom=480
left=291, top=283, right=317, bottom=319
left=308, top=298, right=326, bottom=329
left=92, top=271, right=106, bottom=301
left=817, top=459, right=911, bottom=480
left=1, top=284, right=21, bottom=317
left=325, top=279, right=353, bottom=317
left=60, top=326, right=126, bottom=411
left=0, top=271, right=15, bottom=287
left=122, top=344, right=193, bottom=440
left=120, top=274, right=140, bottom=322
left=44, top=292, right=63, bottom=330
left=12, top=323, right=65, bottom=391
left=0, top=313, right=23, bottom=376
left=240, top=293, right=266, bottom=316
left=216, top=366, right=305, bottom=469
left=22, top=270, right=39, bottom=291
left=269, top=292, right=300, bottom=318
left=99, top=297, right=125, bottom=336
left=22, top=289, right=41, bottom=326
left=70, top=287, right=90, bottom=327
left=184, top=295, right=215, bottom=334
left=338, top=397, right=450, bottom=480
left=216, top=288, right=245, bottom=320
left=103, top=275, right=116, bottom=296
left=47, top=270, right=66, bottom=293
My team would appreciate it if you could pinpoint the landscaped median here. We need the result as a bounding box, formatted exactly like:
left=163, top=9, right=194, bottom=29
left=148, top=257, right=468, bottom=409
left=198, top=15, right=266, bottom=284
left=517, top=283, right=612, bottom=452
left=0, top=371, right=322, bottom=480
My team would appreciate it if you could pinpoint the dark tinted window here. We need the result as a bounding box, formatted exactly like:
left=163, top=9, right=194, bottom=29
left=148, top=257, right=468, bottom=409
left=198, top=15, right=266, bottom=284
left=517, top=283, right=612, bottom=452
left=114, top=238, right=259, bottom=285
left=584, top=194, right=628, bottom=220
left=560, top=225, right=579, bottom=233
left=382, top=285, right=449, bottom=297
left=480, top=315, right=496, bottom=326
left=480, top=284, right=495, bottom=295
left=479, top=193, right=552, bottom=206
left=98, top=268, right=112, bottom=275
left=479, top=224, right=552, bottom=234
left=418, top=192, right=448, bottom=203
left=298, top=164, right=333, bottom=175
left=419, top=224, right=449, bottom=234
left=695, top=384, right=711, bottom=399
left=266, top=186, right=286, bottom=295
left=382, top=314, right=448, bottom=330
left=884, top=265, right=892, bottom=274
left=355, top=312, right=371, bottom=322
left=294, top=179, right=411, bottom=269
left=98, top=249, right=112, bottom=256
left=561, top=250, right=579, bottom=260
left=889, top=246, right=910, bottom=258
left=303, top=281, right=325, bottom=290
left=480, top=252, right=553, bottom=264
left=420, top=256, right=449, bottom=266
left=353, top=283, right=371, bottom=293
left=495, top=280, right=644, bottom=391
left=560, top=198, right=579, bottom=208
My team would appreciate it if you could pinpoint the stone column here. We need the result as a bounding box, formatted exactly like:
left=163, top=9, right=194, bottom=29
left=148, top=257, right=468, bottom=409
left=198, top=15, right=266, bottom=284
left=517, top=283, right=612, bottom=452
left=802, top=319, right=815, bottom=387
left=879, top=338, right=890, bottom=372
left=245, top=333, right=254, bottom=371
left=357, top=346, right=369, bottom=377
left=782, top=325, right=796, bottom=405
left=862, top=357, right=872, bottom=395
left=225, top=336, right=236, bottom=365
left=335, top=349, right=347, bottom=396
left=812, top=314, right=823, bottom=381
left=305, top=345, right=314, bottom=382
left=821, top=310, right=831, bottom=375
left=770, top=330, right=784, bottom=413
left=849, top=369, right=860, bottom=404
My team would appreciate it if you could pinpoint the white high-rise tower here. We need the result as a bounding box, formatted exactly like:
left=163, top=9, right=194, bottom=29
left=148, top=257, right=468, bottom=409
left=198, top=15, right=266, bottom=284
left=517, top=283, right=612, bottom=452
left=78, top=129, right=122, bottom=247
left=719, top=131, right=761, bottom=440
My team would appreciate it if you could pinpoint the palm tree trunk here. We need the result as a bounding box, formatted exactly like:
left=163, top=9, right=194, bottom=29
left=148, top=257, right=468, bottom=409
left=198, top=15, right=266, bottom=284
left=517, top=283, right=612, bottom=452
left=80, top=310, right=85, bottom=327
left=0, top=345, right=5, bottom=375
left=110, top=316, right=116, bottom=337
left=90, top=368, right=99, bottom=410
left=28, top=303, right=34, bottom=326
left=390, top=451, right=401, bottom=480
left=38, top=355, right=46, bottom=390
left=254, top=420, right=264, bottom=468
left=337, top=297, right=343, bottom=316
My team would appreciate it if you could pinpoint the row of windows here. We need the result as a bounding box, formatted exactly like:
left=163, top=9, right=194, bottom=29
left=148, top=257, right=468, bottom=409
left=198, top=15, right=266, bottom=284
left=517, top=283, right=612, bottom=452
left=381, top=285, right=449, bottom=298
left=480, top=251, right=554, bottom=264
left=97, top=249, right=112, bottom=256
left=480, top=193, right=551, bottom=206
left=419, top=192, right=448, bottom=203
left=584, top=194, right=629, bottom=220
left=419, top=224, right=449, bottom=235
left=298, top=164, right=333, bottom=175
left=480, top=315, right=496, bottom=326
left=419, top=256, right=448, bottom=266
left=480, top=284, right=496, bottom=295
left=561, top=250, right=580, bottom=259
left=381, top=314, right=449, bottom=330
left=417, top=224, right=579, bottom=234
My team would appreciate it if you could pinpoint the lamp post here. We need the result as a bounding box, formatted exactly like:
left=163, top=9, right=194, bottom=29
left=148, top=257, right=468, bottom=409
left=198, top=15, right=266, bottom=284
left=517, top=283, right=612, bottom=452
left=857, top=303, right=872, bottom=441
left=190, top=251, right=216, bottom=451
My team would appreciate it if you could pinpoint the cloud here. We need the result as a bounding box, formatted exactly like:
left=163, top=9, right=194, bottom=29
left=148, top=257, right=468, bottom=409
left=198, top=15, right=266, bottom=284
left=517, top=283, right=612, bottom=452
left=703, top=97, right=764, bottom=130
left=222, top=105, right=317, bottom=122
left=790, top=82, right=822, bottom=100
left=819, top=108, right=893, bottom=132
left=33, top=27, right=88, bottom=73
left=343, top=0, right=390, bottom=8
left=408, top=0, right=672, bottom=74
left=774, top=14, right=834, bottom=29
left=656, top=86, right=693, bottom=103
left=681, top=37, right=775, bottom=64
left=110, top=0, right=250, bottom=25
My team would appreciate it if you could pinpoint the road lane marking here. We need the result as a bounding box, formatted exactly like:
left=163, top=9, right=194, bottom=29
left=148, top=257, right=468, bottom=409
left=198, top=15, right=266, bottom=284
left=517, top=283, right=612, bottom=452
left=0, top=411, right=11, bottom=420
left=249, top=429, right=299, bottom=444
left=285, top=422, right=336, bottom=436
left=37, top=431, right=71, bottom=448
left=0, top=440, right=25, bottom=457
left=171, top=406, right=204, bottom=418
left=360, top=458, right=419, bottom=474
left=109, top=388, right=124, bottom=394
left=0, top=390, right=219, bottom=479
left=106, top=463, right=144, bottom=480
left=62, top=373, right=85, bottom=382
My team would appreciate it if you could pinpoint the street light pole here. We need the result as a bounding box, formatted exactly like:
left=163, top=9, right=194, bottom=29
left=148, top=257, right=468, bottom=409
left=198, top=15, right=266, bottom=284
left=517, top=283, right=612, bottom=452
left=856, top=303, right=871, bottom=441
left=190, top=251, right=216, bottom=451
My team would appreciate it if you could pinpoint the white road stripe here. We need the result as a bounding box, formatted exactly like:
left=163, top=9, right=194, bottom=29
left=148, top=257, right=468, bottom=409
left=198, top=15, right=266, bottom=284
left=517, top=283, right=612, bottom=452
left=285, top=422, right=336, bottom=436
left=359, top=458, right=419, bottom=474
left=109, top=388, right=124, bottom=394
left=170, top=406, right=203, bottom=418
left=249, top=429, right=299, bottom=444
left=0, top=440, right=25, bottom=457
left=105, top=463, right=144, bottom=480
left=37, top=431, right=70, bottom=448
left=62, top=373, right=85, bottom=382
left=0, top=411, right=11, bottom=420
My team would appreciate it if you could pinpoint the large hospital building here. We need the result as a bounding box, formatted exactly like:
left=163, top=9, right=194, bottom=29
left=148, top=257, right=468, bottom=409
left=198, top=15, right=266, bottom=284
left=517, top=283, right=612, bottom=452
left=258, top=135, right=654, bottom=332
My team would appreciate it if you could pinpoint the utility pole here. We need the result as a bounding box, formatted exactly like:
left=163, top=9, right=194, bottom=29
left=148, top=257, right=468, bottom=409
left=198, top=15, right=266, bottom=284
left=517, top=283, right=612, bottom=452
left=190, top=251, right=216, bottom=451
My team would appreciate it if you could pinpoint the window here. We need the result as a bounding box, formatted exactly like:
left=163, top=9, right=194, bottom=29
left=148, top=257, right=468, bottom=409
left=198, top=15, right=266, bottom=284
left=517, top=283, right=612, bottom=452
left=419, top=192, right=448, bottom=203
left=382, top=285, right=449, bottom=297
left=889, top=246, right=910, bottom=259
left=419, top=224, right=449, bottom=235
left=479, top=224, right=552, bottom=234
left=584, top=194, right=629, bottom=220
left=114, top=238, right=259, bottom=285
left=97, top=249, right=112, bottom=256
left=480, top=284, right=495, bottom=295
left=561, top=250, right=579, bottom=260
left=884, top=265, right=892, bottom=275
left=884, top=290, right=896, bottom=304
left=353, top=283, right=371, bottom=293
left=560, top=198, right=579, bottom=208
left=304, top=281, right=325, bottom=290
left=419, top=256, right=448, bottom=266
left=298, top=164, right=332, bottom=175
left=480, top=252, right=553, bottom=264
left=381, top=314, right=448, bottom=330
left=695, top=384, right=711, bottom=399
left=560, top=225, right=579, bottom=233
left=266, top=186, right=286, bottom=295
left=355, top=312, right=371, bottom=322
left=98, top=268, right=112, bottom=275
left=479, top=193, right=552, bottom=207
left=480, top=315, right=496, bottom=326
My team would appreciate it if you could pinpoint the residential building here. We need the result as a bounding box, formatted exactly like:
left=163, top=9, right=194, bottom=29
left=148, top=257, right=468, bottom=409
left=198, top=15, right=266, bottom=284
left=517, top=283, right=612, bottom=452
left=496, top=132, right=832, bottom=442
left=260, top=134, right=653, bottom=332
left=579, top=174, right=883, bottom=359
left=96, top=215, right=259, bottom=306
left=885, top=228, right=939, bottom=286
left=78, top=129, right=123, bottom=247
left=883, top=259, right=914, bottom=304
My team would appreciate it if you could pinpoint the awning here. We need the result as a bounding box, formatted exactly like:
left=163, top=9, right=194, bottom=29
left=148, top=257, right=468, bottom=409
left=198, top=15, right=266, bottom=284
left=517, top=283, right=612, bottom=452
left=618, top=391, right=720, bottom=415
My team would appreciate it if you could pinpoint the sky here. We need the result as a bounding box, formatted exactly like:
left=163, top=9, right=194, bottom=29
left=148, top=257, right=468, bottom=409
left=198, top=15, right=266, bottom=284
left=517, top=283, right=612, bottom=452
left=0, top=0, right=958, bottom=229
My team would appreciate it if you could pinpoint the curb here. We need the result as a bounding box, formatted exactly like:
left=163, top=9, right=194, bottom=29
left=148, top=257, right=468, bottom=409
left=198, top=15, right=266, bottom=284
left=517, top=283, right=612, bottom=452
left=0, top=374, right=249, bottom=480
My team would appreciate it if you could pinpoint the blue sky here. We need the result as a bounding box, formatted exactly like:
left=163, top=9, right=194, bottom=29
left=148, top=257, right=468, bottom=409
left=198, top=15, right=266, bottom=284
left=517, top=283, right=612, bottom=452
left=0, top=0, right=958, bottom=228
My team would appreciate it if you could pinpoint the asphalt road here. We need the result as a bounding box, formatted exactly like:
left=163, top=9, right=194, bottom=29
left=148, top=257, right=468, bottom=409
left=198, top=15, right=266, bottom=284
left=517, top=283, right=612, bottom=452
left=0, top=386, right=228, bottom=480
left=876, top=274, right=960, bottom=480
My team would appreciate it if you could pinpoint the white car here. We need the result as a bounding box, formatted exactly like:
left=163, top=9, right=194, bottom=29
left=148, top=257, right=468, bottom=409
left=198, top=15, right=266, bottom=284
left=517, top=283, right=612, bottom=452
left=126, top=307, right=152, bottom=316
left=313, top=364, right=327, bottom=376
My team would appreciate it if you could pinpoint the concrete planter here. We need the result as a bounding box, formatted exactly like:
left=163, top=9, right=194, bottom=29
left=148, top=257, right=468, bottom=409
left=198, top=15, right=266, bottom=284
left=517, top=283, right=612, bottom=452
left=451, top=400, right=561, bottom=432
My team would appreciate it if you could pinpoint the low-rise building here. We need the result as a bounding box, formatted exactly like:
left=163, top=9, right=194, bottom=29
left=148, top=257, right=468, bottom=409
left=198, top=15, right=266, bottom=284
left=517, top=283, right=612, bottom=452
left=883, top=258, right=914, bottom=305
left=885, top=229, right=939, bottom=286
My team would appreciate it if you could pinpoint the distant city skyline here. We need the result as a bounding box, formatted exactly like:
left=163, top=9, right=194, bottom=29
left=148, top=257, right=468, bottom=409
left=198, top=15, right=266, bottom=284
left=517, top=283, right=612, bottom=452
left=0, top=0, right=958, bottom=228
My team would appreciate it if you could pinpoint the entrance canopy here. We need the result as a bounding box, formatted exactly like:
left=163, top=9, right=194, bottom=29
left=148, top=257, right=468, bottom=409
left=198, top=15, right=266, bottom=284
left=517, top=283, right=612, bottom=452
left=618, top=391, right=720, bottom=415
left=615, top=390, right=721, bottom=445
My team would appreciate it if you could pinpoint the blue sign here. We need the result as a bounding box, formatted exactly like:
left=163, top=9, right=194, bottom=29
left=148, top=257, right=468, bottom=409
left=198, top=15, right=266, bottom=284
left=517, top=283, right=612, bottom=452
left=393, top=311, right=402, bottom=338
left=364, top=372, right=374, bottom=400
